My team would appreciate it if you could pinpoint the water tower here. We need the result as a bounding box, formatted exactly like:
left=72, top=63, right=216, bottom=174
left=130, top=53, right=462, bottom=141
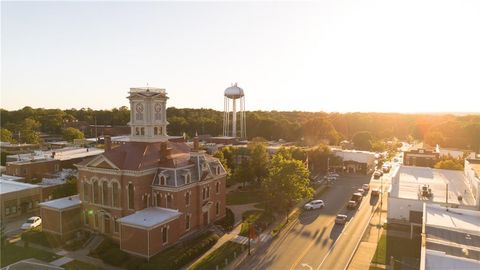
left=223, top=83, right=246, bottom=138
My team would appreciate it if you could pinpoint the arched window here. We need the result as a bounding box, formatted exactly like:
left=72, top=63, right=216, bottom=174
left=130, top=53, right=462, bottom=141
left=156, top=193, right=161, bottom=207
left=112, top=182, right=120, bottom=208
left=141, top=128, right=145, bottom=135
left=135, top=128, right=140, bottom=136
left=102, top=181, right=109, bottom=206
left=83, top=181, right=90, bottom=202
left=154, top=127, right=158, bottom=135
left=160, top=127, right=163, bottom=135
left=185, top=214, right=191, bottom=231
left=216, top=202, right=220, bottom=215
left=216, top=166, right=220, bottom=175
left=127, top=183, right=134, bottom=209
left=216, top=182, right=220, bottom=194
left=93, top=180, right=100, bottom=204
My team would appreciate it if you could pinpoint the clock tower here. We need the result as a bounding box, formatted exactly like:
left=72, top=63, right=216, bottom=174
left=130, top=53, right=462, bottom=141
left=127, top=87, right=168, bottom=141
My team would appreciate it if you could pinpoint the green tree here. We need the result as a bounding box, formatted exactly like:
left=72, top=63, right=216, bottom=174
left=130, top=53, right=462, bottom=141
left=18, top=118, right=41, bottom=144
left=213, top=150, right=232, bottom=182
left=263, top=153, right=313, bottom=219
left=62, top=127, right=85, bottom=142
left=352, top=131, right=373, bottom=151
left=0, top=128, right=14, bottom=143
left=233, top=158, right=254, bottom=187
left=248, top=140, right=270, bottom=183
left=424, top=131, right=445, bottom=147
left=302, top=117, right=339, bottom=145
left=52, top=175, right=78, bottom=199
left=434, top=159, right=463, bottom=171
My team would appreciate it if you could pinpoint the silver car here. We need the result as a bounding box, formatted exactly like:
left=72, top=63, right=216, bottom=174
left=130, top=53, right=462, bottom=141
left=335, top=214, right=348, bottom=224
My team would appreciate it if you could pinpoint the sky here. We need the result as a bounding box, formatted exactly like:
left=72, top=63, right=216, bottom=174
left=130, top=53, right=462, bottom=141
left=1, top=0, right=480, bottom=113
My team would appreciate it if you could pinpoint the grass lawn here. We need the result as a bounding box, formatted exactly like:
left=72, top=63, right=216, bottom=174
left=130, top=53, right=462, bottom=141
left=189, top=241, right=244, bottom=270
left=371, top=231, right=387, bottom=265
left=226, top=190, right=265, bottom=205
left=64, top=260, right=105, bottom=270
left=0, top=243, right=60, bottom=267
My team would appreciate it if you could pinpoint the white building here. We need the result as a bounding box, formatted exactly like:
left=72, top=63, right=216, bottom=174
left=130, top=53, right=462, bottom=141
left=420, top=204, right=480, bottom=270
left=331, top=148, right=376, bottom=174
left=464, top=159, right=480, bottom=209
left=388, top=166, right=477, bottom=227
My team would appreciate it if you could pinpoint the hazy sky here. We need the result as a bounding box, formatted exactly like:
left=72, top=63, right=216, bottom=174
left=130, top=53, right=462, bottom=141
left=2, top=1, right=480, bottom=113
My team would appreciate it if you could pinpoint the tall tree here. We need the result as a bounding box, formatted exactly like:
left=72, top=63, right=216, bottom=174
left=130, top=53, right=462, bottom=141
left=18, top=118, right=41, bottom=144
left=0, top=128, right=14, bottom=143
left=62, top=127, right=85, bottom=142
left=263, top=153, right=313, bottom=218
left=352, top=131, right=373, bottom=151
left=248, top=140, right=270, bottom=183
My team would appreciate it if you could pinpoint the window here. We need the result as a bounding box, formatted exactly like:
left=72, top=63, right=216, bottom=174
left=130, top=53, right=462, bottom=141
left=156, top=193, right=161, bottom=207
left=102, top=181, right=109, bottom=206
left=54, top=164, right=59, bottom=172
left=5, top=207, right=10, bottom=216
left=114, top=218, right=119, bottom=233
left=141, top=128, right=145, bottom=135
left=128, top=183, right=134, bottom=209
left=216, top=182, right=220, bottom=193
left=84, top=211, right=90, bottom=225
left=207, top=187, right=210, bottom=198
left=94, top=213, right=99, bottom=228
left=112, top=182, right=120, bottom=207
left=185, top=192, right=190, bottom=206
left=160, top=176, right=166, bottom=186
left=83, top=181, right=90, bottom=202
left=216, top=166, right=220, bottom=175
left=104, top=216, right=111, bottom=234
left=185, top=173, right=191, bottom=184
left=167, top=194, right=173, bottom=207
left=135, top=128, right=140, bottom=136
left=154, top=127, right=158, bottom=135
left=202, top=188, right=206, bottom=200
left=162, top=227, right=168, bottom=244
left=12, top=205, right=17, bottom=214
left=216, top=202, right=220, bottom=216
left=93, top=180, right=100, bottom=204
left=185, top=214, right=191, bottom=230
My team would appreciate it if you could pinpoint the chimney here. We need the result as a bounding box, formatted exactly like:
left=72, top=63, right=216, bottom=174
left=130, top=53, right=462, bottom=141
left=160, top=141, right=171, bottom=157
left=193, top=137, right=199, bottom=151
left=105, top=135, right=112, bottom=152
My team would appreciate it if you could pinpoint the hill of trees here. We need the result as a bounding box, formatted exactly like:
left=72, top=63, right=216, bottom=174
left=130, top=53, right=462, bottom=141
left=1, top=107, right=479, bottom=152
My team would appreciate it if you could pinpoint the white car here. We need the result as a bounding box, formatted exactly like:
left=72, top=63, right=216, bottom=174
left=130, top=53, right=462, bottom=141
left=362, top=184, right=370, bottom=191
left=21, top=216, right=42, bottom=230
left=328, top=172, right=340, bottom=178
left=335, top=214, right=348, bottom=224
left=304, top=200, right=325, bottom=210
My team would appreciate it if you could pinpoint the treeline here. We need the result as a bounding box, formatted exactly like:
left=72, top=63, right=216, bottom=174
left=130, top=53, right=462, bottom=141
left=1, top=107, right=479, bottom=152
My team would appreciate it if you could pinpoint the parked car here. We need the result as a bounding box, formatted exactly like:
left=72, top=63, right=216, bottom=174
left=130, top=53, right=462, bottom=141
left=371, top=188, right=381, bottom=196
left=304, top=200, right=325, bottom=210
left=323, top=175, right=336, bottom=181
left=362, top=184, right=370, bottom=191
left=328, top=172, right=340, bottom=178
left=347, top=193, right=363, bottom=209
left=335, top=214, right=348, bottom=224
left=21, top=216, right=42, bottom=230
left=357, top=188, right=367, bottom=196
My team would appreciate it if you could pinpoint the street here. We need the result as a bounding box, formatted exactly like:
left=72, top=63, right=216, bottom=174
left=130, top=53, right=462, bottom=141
left=238, top=174, right=379, bottom=270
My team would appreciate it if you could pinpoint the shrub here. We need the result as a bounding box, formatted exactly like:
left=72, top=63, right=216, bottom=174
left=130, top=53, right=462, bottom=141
left=141, top=232, right=219, bottom=270
left=21, top=231, right=62, bottom=248
left=101, top=248, right=129, bottom=266
left=125, top=257, right=146, bottom=270
left=214, top=208, right=235, bottom=231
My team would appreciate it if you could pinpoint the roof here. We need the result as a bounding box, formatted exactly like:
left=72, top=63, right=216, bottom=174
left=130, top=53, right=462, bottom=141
left=422, top=204, right=480, bottom=269
left=117, top=207, right=182, bottom=229
left=95, top=141, right=192, bottom=170
left=39, top=195, right=81, bottom=210
left=332, top=149, right=376, bottom=163
left=390, top=166, right=476, bottom=206
left=7, top=147, right=103, bottom=163
left=0, top=180, right=39, bottom=195
left=0, top=174, right=25, bottom=182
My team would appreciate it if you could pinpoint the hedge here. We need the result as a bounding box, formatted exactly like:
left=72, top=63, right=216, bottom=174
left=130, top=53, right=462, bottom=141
left=214, top=208, right=235, bottom=231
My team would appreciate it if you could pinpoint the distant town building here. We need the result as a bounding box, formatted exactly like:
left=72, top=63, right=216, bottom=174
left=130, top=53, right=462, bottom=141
left=403, top=147, right=439, bottom=168
left=388, top=166, right=478, bottom=234
left=331, top=149, right=376, bottom=174
left=420, top=204, right=480, bottom=270
left=40, top=87, right=227, bottom=258
left=464, top=159, right=480, bottom=207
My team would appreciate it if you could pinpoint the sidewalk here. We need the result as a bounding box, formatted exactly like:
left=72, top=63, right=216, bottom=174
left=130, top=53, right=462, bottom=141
left=348, top=193, right=388, bottom=270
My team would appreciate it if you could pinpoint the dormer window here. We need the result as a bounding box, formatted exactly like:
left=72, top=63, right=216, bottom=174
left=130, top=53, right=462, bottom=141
left=160, top=175, right=166, bottom=186
left=185, top=173, right=191, bottom=184
left=216, top=166, right=221, bottom=175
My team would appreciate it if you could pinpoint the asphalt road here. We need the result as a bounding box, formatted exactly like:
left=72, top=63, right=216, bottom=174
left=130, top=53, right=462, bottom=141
left=238, top=174, right=377, bottom=270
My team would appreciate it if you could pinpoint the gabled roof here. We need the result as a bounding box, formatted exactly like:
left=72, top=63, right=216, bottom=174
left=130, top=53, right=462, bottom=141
left=82, top=141, right=192, bottom=171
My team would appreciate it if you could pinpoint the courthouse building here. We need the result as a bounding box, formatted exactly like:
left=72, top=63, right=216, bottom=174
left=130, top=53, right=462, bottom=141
left=40, top=87, right=227, bottom=258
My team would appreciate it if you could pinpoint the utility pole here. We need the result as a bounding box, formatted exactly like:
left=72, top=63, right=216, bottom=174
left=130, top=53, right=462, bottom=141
left=248, top=222, right=251, bottom=255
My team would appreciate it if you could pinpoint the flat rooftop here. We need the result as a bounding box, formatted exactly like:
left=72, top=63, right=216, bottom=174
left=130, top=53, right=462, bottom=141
left=7, top=147, right=103, bottom=163
left=39, top=195, right=81, bottom=210
left=423, top=204, right=480, bottom=269
left=117, top=207, right=182, bottom=229
left=0, top=180, right=39, bottom=195
left=390, top=166, right=476, bottom=206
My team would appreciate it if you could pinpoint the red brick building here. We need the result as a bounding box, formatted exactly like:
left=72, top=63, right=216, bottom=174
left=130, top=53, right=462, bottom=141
left=40, top=87, right=227, bottom=259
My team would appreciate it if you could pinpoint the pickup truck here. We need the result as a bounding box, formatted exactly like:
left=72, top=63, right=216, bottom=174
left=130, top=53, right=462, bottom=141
left=347, top=192, right=363, bottom=209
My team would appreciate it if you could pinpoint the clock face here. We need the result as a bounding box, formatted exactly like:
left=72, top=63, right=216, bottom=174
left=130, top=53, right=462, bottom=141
left=135, top=103, right=144, bottom=113
left=154, top=103, right=162, bottom=112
